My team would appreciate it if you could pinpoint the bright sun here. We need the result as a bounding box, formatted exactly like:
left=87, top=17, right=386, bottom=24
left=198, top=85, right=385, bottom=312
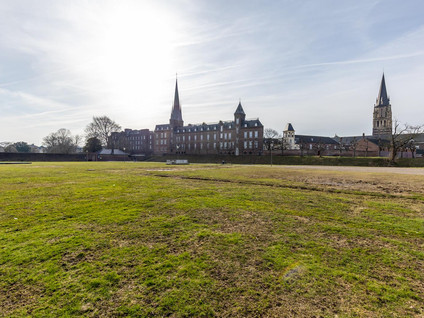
left=67, top=1, right=180, bottom=122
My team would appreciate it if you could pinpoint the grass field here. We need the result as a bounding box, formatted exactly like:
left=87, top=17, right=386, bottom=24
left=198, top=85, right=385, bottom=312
left=1, top=162, right=423, bottom=317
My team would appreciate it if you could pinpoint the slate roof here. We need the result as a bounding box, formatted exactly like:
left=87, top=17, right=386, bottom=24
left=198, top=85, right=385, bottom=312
left=174, top=119, right=263, bottom=133
left=295, top=135, right=339, bottom=145
left=333, top=135, right=390, bottom=146
left=284, top=123, right=294, bottom=132
left=170, top=79, right=183, bottom=121
left=375, top=73, right=390, bottom=107
left=98, top=148, right=128, bottom=155
left=155, top=124, right=171, bottom=131
left=234, top=101, right=245, bottom=115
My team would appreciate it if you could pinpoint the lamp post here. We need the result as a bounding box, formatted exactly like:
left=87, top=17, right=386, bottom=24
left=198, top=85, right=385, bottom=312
left=270, top=142, right=274, bottom=166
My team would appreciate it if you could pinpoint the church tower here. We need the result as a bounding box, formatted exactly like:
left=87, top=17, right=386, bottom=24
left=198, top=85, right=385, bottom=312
left=234, top=101, right=246, bottom=156
left=169, top=78, right=184, bottom=129
left=372, top=73, right=392, bottom=138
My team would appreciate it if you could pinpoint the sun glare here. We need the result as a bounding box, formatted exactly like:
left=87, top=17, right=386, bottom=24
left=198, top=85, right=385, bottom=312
left=70, top=1, right=179, bottom=122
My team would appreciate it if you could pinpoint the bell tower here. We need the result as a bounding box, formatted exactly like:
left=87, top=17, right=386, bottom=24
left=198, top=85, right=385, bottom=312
left=372, top=73, right=392, bottom=139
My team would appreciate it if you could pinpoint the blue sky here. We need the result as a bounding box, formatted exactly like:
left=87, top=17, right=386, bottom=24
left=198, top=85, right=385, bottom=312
left=1, top=0, right=424, bottom=145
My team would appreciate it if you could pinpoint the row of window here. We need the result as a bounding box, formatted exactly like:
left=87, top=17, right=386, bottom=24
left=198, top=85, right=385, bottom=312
left=175, top=141, right=259, bottom=150
left=128, top=135, right=150, bottom=140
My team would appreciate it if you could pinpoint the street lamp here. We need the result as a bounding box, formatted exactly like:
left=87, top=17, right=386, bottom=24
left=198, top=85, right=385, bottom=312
left=270, top=142, right=274, bottom=166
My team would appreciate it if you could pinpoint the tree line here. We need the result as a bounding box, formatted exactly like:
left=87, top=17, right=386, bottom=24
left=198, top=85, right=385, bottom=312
left=1, top=116, right=121, bottom=154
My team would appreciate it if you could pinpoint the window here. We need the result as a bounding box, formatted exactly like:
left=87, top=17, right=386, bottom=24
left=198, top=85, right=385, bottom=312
left=254, top=141, right=258, bottom=148
left=220, top=126, right=223, bottom=132
left=249, top=131, right=253, bottom=138
left=229, top=133, right=232, bottom=139
left=236, top=118, right=239, bottom=124
left=244, top=141, right=247, bottom=148
left=244, top=132, right=247, bottom=138
left=254, top=131, right=258, bottom=138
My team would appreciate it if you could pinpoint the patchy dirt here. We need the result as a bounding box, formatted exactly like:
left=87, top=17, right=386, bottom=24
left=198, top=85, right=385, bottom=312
left=269, top=165, right=424, bottom=197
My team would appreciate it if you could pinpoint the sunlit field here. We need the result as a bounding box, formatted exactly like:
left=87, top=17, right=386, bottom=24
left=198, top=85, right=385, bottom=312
left=1, top=162, right=423, bottom=317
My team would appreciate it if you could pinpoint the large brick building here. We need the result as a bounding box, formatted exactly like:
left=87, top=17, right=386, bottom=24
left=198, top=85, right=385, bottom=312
left=110, top=128, right=154, bottom=155
left=153, top=80, right=264, bottom=155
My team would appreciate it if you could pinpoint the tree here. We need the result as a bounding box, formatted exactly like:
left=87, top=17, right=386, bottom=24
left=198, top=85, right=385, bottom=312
left=389, top=120, right=424, bottom=163
left=13, top=141, right=30, bottom=153
left=349, top=137, right=358, bottom=157
left=85, top=116, right=121, bottom=147
left=264, top=128, right=280, bottom=151
left=4, top=144, right=18, bottom=153
left=43, top=128, right=79, bottom=154
left=83, top=137, right=103, bottom=153
left=313, top=138, right=326, bottom=157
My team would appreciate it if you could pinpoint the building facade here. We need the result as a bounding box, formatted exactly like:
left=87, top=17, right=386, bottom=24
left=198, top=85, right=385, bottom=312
left=110, top=128, right=154, bottom=155
left=154, top=80, right=264, bottom=155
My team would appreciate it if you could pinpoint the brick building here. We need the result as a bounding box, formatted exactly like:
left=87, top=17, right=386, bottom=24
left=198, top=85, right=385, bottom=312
left=154, top=80, right=264, bottom=155
left=110, top=128, right=154, bottom=155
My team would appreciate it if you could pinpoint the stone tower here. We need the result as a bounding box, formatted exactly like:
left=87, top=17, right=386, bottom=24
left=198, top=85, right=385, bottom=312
left=283, top=123, right=296, bottom=149
left=234, top=101, right=246, bottom=156
left=169, top=78, right=184, bottom=129
left=372, top=74, right=392, bottom=138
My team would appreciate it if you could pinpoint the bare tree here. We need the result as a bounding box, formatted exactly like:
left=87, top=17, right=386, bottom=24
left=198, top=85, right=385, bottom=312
left=85, top=116, right=121, bottom=147
left=264, top=128, right=280, bottom=151
left=313, top=138, right=325, bottom=157
left=389, top=120, right=424, bottom=163
left=349, top=137, right=358, bottom=157
left=43, top=128, right=79, bottom=154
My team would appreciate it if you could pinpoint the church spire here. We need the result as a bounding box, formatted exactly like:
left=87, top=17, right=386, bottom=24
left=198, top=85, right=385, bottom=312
left=170, top=77, right=183, bottom=127
left=372, top=73, right=392, bottom=138
left=376, top=73, right=390, bottom=106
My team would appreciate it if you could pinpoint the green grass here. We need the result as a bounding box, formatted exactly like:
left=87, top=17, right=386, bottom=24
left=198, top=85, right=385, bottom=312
left=0, top=162, right=423, bottom=317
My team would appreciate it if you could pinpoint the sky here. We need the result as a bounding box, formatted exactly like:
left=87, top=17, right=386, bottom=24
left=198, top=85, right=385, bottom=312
left=1, top=0, right=424, bottom=145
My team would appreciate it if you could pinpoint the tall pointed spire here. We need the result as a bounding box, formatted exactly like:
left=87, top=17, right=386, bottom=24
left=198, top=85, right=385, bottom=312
left=372, top=73, right=392, bottom=138
left=376, top=73, right=390, bottom=106
left=170, top=77, right=183, bottom=127
left=234, top=100, right=245, bottom=115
